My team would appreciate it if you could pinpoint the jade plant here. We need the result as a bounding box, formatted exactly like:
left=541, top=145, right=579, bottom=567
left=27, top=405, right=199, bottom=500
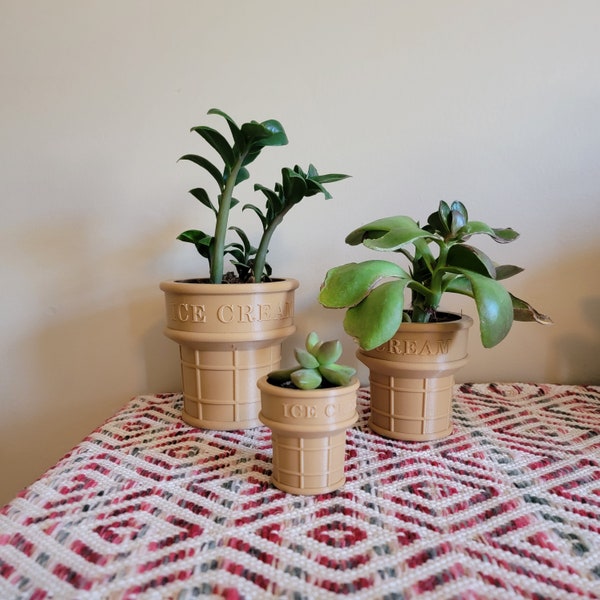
left=177, top=108, right=349, bottom=283
left=319, top=201, right=552, bottom=350
left=267, top=332, right=356, bottom=390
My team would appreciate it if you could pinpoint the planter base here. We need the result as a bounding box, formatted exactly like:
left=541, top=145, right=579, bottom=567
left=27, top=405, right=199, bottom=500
left=367, top=372, right=455, bottom=441
left=180, top=342, right=283, bottom=430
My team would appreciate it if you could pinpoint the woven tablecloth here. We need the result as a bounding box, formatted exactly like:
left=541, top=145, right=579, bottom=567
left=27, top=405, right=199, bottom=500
left=1, top=384, right=599, bottom=599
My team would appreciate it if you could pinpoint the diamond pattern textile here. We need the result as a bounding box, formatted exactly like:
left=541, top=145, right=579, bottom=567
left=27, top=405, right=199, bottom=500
left=1, top=384, right=599, bottom=599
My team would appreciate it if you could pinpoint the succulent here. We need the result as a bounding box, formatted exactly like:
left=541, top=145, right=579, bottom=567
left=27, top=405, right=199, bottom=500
left=177, top=108, right=349, bottom=283
left=267, top=332, right=356, bottom=390
left=319, top=201, right=552, bottom=350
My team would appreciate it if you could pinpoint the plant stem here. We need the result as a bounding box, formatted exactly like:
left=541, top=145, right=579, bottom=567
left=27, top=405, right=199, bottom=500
left=252, top=208, right=289, bottom=281
left=211, top=154, right=246, bottom=283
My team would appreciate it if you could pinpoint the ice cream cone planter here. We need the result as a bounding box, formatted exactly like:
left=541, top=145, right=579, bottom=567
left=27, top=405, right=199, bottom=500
left=160, top=278, right=298, bottom=430
left=358, top=313, right=473, bottom=441
left=258, top=376, right=359, bottom=495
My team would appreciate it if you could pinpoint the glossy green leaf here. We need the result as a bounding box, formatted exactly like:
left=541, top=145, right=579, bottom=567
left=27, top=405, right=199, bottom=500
left=191, top=125, right=234, bottom=168
left=511, top=294, right=554, bottom=324
left=495, top=264, right=524, bottom=280
left=179, top=154, right=222, bottom=187
left=242, top=203, right=267, bottom=229
left=447, top=244, right=496, bottom=277
left=457, top=269, right=514, bottom=348
left=291, top=368, right=322, bottom=390
left=207, top=108, right=243, bottom=146
left=460, top=221, right=519, bottom=243
left=319, top=260, right=410, bottom=308
left=344, top=279, right=409, bottom=350
left=345, top=216, right=423, bottom=247
left=189, top=188, right=216, bottom=214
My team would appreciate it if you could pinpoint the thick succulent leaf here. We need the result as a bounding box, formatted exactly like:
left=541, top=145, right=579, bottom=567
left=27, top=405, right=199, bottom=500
left=460, top=221, right=519, bottom=243
left=291, top=368, right=322, bottom=390
left=426, top=201, right=450, bottom=235
left=457, top=269, right=514, bottom=348
left=191, top=125, right=234, bottom=168
left=343, top=279, right=408, bottom=350
left=361, top=222, right=433, bottom=252
left=319, top=364, right=356, bottom=387
left=449, top=208, right=467, bottom=235
left=319, top=260, right=410, bottom=308
left=179, top=154, right=223, bottom=187
left=511, top=294, right=553, bottom=324
left=447, top=244, right=496, bottom=277
left=450, top=201, right=468, bottom=222
left=315, top=340, right=343, bottom=365
left=267, top=367, right=296, bottom=385
left=495, top=264, right=524, bottom=280
left=345, top=216, right=423, bottom=247
left=189, top=188, right=216, bottom=214
left=294, top=348, right=320, bottom=369
left=305, top=331, right=321, bottom=355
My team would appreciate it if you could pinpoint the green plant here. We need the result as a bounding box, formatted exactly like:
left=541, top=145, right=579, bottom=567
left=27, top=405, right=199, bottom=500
left=177, top=109, right=349, bottom=283
left=267, top=332, right=356, bottom=390
left=319, top=201, right=552, bottom=350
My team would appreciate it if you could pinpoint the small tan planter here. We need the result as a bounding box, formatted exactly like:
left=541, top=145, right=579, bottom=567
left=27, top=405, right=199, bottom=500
left=160, top=278, right=299, bottom=430
left=358, top=313, right=473, bottom=441
left=258, top=376, right=359, bottom=495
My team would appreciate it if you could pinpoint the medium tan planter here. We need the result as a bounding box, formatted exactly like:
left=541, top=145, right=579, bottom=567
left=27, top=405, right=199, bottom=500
left=160, top=278, right=299, bottom=430
left=358, top=313, right=473, bottom=441
left=258, top=376, right=359, bottom=495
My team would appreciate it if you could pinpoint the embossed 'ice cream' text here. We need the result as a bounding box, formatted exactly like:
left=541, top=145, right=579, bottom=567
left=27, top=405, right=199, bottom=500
left=170, top=301, right=293, bottom=323
left=376, top=338, right=451, bottom=355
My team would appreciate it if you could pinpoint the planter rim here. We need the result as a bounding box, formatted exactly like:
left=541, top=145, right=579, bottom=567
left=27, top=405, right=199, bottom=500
left=160, top=277, right=299, bottom=295
left=394, top=311, right=473, bottom=332
left=257, top=376, right=360, bottom=399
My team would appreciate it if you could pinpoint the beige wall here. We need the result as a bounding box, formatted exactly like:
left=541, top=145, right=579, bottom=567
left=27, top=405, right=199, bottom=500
left=1, top=0, right=599, bottom=505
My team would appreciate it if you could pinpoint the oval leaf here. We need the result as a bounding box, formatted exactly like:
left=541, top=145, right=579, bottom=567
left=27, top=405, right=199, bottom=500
left=319, top=260, right=410, bottom=308
left=294, top=348, right=319, bottom=369
left=344, top=279, right=408, bottom=350
left=291, top=368, right=322, bottom=390
left=315, top=340, right=343, bottom=365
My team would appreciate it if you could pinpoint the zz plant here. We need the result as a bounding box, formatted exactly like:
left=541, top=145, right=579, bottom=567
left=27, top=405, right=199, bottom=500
left=319, top=201, right=552, bottom=351
left=267, top=332, right=356, bottom=390
left=177, top=108, right=349, bottom=283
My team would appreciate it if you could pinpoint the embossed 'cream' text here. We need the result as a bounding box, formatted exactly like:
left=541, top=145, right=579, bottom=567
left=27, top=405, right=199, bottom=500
left=377, top=338, right=451, bottom=355
left=216, top=302, right=292, bottom=323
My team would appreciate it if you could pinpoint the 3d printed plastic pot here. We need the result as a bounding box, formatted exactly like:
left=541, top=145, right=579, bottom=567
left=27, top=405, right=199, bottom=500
left=358, top=313, right=473, bottom=441
left=258, top=376, right=359, bottom=495
left=160, top=278, right=298, bottom=430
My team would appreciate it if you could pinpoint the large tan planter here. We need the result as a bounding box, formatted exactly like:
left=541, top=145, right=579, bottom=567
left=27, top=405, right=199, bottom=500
left=258, top=376, right=359, bottom=495
left=358, top=313, right=473, bottom=441
left=160, top=278, right=299, bottom=430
